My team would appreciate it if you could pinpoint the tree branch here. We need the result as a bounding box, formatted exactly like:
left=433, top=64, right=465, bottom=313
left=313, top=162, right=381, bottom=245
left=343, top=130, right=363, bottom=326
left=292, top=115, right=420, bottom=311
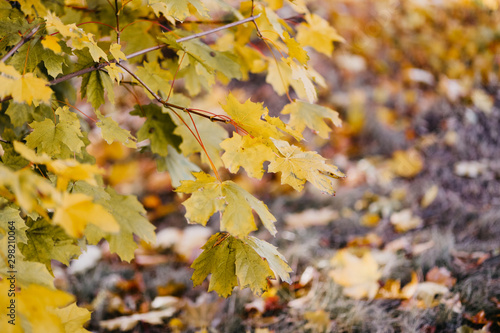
left=175, top=14, right=261, bottom=43
left=1, top=24, right=42, bottom=63
left=117, top=63, right=230, bottom=124
left=48, top=14, right=262, bottom=86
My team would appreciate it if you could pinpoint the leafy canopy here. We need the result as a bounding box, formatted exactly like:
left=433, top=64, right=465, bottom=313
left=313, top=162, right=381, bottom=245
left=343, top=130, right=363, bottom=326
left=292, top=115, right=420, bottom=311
left=0, top=0, right=344, bottom=331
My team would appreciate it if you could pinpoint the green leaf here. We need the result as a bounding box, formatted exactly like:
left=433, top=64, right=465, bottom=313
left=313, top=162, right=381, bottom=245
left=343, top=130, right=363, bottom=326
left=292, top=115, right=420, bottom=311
left=162, top=33, right=242, bottom=80
left=19, top=218, right=81, bottom=273
left=0, top=206, right=29, bottom=244
left=245, top=236, right=293, bottom=284
left=0, top=237, right=55, bottom=288
left=6, top=102, right=35, bottom=127
left=84, top=70, right=115, bottom=109
left=191, top=234, right=288, bottom=297
left=130, top=104, right=182, bottom=156
left=234, top=239, right=274, bottom=296
left=156, top=145, right=200, bottom=187
left=85, top=187, right=156, bottom=262
left=25, top=106, right=85, bottom=159
left=134, top=61, right=173, bottom=97
left=95, top=110, right=137, bottom=148
left=191, top=233, right=237, bottom=298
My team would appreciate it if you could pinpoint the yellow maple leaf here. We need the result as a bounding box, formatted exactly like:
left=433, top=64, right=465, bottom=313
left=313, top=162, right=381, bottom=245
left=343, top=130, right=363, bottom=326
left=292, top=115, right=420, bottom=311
left=220, top=133, right=275, bottom=179
left=105, top=63, right=124, bottom=84
left=283, top=31, right=309, bottom=65
left=296, top=14, right=344, bottom=56
left=13, top=141, right=103, bottom=191
left=53, top=302, right=91, bottom=333
left=221, top=93, right=282, bottom=139
left=109, top=43, right=127, bottom=61
left=281, top=101, right=341, bottom=139
left=0, top=279, right=75, bottom=333
left=44, top=13, right=108, bottom=62
left=376, top=272, right=418, bottom=300
left=266, top=58, right=325, bottom=103
left=329, top=249, right=381, bottom=299
left=53, top=192, right=119, bottom=238
left=268, top=139, right=345, bottom=195
left=41, top=35, right=62, bottom=54
left=176, top=172, right=276, bottom=238
left=0, top=63, right=52, bottom=105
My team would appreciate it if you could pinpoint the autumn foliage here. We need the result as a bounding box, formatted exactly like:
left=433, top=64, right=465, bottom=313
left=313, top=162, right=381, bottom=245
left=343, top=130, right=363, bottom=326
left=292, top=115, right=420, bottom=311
left=0, top=0, right=345, bottom=331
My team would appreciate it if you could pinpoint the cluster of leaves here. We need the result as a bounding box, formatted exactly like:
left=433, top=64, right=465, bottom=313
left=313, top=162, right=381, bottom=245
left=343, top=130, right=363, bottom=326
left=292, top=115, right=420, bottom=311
left=0, top=0, right=344, bottom=331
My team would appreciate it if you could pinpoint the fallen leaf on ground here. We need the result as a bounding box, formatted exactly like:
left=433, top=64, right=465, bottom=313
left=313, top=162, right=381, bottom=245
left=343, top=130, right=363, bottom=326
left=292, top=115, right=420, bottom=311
left=329, top=249, right=381, bottom=299
left=284, top=207, right=339, bottom=229
left=426, top=267, right=456, bottom=288
left=390, top=209, right=423, bottom=233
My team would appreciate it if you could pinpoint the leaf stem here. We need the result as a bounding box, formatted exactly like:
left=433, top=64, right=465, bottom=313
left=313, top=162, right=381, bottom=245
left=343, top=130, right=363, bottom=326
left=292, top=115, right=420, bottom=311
left=1, top=24, right=41, bottom=63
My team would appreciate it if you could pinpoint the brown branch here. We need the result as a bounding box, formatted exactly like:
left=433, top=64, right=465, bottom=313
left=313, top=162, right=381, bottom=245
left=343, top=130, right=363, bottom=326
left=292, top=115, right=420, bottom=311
left=175, top=14, right=261, bottom=43
left=48, top=14, right=262, bottom=86
left=117, top=63, right=230, bottom=124
left=115, top=0, right=120, bottom=44
left=1, top=24, right=42, bottom=63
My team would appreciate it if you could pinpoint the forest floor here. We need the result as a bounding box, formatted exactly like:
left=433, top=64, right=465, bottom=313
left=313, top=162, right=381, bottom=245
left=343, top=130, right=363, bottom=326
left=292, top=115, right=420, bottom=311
left=57, top=1, right=500, bottom=332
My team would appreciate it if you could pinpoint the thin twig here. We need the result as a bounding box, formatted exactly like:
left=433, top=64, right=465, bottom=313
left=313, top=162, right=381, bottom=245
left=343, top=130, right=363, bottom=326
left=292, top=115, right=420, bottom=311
left=117, top=63, right=230, bottom=124
left=115, top=0, right=120, bottom=44
left=175, top=14, right=261, bottom=43
left=116, top=62, right=162, bottom=101
left=1, top=24, right=42, bottom=63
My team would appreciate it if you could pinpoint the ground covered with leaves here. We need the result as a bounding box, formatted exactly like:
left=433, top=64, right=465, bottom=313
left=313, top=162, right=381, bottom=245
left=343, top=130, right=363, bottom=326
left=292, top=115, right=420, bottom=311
left=56, top=1, right=500, bottom=332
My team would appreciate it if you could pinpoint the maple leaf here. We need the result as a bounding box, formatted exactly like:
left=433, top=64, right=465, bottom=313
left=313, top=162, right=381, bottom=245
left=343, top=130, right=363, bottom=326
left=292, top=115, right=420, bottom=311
left=268, top=139, right=345, bottom=195
left=41, top=35, right=62, bottom=54
left=283, top=31, right=309, bottom=65
left=244, top=236, right=293, bottom=284
left=130, top=104, right=182, bottom=157
left=162, top=34, right=242, bottom=81
left=95, top=110, right=137, bottom=148
left=84, top=188, right=156, bottom=262
left=0, top=238, right=55, bottom=288
left=53, top=192, right=119, bottom=238
left=191, top=233, right=291, bottom=297
left=176, top=172, right=277, bottom=238
left=105, top=63, right=123, bottom=84
left=0, top=63, right=52, bottom=105
left=1, top=280, right=75, bottom=333
left=220, top=133, right=275, bottom=179
left=0, top=165, right=58, bottom=217
left=281, top=101, right=342, bottom=139
left=134, top=61, right=173, bottom=97
left=109, top=43, right=127, bottom=61
left=19, top=218, right=81, bottom=272
left=25, top=106, right=85, bottom=159
left=266, top=57, right=325, bottom=103
left=296, top=13, right=345, bottom=56
left=329, top=249, right=381, bottom=299
left=0, top=206, right=29, bottom=244
left=221, top=93, right=282, bottom=139
left=15, top=140, right=103, bottom=191
left=53, top=302, right=91, bottom=333
left=148, top=0, right=209, bottom=22
left=83, top=70, right=114, bottom=109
